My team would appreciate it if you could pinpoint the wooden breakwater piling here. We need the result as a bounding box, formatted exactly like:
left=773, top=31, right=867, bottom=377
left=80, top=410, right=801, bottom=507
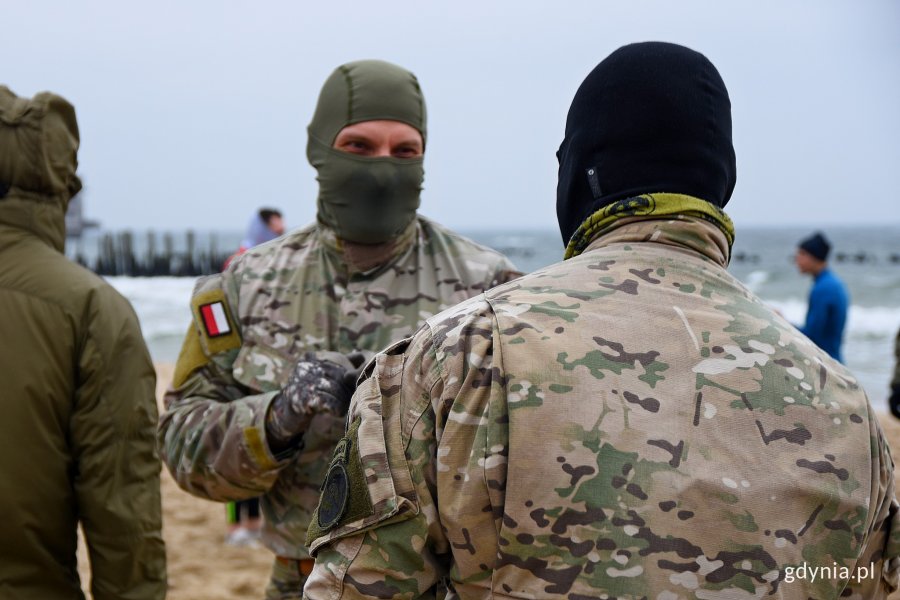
left=69, top=230, right=234, bottom=277
left=67, top=230, right=900, bottom=277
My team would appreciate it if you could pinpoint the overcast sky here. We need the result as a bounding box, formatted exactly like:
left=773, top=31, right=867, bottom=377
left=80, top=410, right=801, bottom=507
left=3, top=1, right=899, bottom=233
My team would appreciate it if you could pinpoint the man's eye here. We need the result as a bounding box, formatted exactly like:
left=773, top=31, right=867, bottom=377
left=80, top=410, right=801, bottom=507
left=343, top=141, right=370, bottom=153
left=393, top=147, right=419, bottom=158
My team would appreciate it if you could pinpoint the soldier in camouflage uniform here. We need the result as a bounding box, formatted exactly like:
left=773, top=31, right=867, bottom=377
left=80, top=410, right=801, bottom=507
left=157, top=59, right=520, bottom=599
left=304, top=43, right=900, bottom=599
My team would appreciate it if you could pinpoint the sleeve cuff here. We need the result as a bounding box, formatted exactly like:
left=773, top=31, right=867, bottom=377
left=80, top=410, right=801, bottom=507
left=242, top=390, right=295, bottom=471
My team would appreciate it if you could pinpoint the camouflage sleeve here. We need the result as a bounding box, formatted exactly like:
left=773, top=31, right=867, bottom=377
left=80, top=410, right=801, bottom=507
left=302, top=331, right=449, bottom=599
left=842, top=412, right=900, bottom=597
left=304, top=297, right=500, bottom=599
left=489, top=254, right=523, bottom=288
left=157, top=273, right=290, bottom=502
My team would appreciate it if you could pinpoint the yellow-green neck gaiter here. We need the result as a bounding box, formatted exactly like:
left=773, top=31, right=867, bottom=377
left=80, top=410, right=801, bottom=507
left=564, top=193, right=735, bottom=259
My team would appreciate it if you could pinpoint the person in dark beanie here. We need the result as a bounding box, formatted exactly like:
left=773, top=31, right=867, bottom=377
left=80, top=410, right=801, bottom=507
left=302, top=42, right=899, bottom=599
left=795, top=231, right=849, bottom=362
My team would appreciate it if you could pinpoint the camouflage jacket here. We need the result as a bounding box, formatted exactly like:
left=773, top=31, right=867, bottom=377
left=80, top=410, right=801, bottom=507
left=158, top=216, right=520, bottom=558
left=304, top=216, right=900, bottom=599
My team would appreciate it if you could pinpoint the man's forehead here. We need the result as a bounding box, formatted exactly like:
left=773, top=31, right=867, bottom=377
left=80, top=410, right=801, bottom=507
left=336, top=120, right=424, bottom=142
left=309, top=60, right=427, bottom=147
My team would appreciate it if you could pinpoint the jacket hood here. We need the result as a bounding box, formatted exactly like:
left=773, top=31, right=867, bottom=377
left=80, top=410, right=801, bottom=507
left=0, top=86, right=81, bottom=251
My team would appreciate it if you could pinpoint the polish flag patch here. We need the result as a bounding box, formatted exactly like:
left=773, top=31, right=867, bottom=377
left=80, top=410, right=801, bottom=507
left=199, top=301, right=232, bottom=337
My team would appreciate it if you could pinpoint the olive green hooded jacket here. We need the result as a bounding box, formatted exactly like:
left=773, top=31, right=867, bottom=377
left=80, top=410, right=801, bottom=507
left=0, top=87, right=166, bottom=599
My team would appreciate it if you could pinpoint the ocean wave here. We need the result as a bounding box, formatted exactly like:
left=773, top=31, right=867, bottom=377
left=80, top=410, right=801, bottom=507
left=742, top=270, right=770, bottom=293
left=106, top=276, right=196, bottom=339
left=106, top=278, right=900, bottom=341
left=103, top=277, right=898, bottom=412
left=765, top=298, right=900, bottom=338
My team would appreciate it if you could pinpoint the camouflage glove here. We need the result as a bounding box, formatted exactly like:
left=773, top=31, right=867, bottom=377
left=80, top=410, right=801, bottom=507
left=890, top=385, right=900, bottom=420
left=265, top=352, right=355, bottom=453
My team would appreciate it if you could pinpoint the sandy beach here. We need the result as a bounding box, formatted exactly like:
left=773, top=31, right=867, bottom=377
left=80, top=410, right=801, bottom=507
left=77, top=363, right=900, bottom=599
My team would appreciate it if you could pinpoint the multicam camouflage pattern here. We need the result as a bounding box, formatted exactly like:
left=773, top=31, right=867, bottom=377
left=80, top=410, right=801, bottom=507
left=158, top=216, right=520, bottom=563
left=265, top=557, right=308, bottom=599
left=305, top=214, right=900, bottom=599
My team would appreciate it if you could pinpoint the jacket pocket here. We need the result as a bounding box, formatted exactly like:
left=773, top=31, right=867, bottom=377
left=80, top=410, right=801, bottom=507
left=306, top=348, right=419, bottom=553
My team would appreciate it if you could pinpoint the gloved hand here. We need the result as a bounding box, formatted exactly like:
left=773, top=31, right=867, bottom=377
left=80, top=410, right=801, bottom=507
left=265, top=350, right=375, bottom=452
left=890, top=385, right=900, bottom=420
left=265, top=352, right=354, bottom=452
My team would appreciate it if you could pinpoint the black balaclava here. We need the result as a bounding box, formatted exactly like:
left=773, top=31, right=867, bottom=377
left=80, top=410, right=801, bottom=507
left=556, top=41, right=737, bottom=246
left=308, top=60, right=427, bottom=245
left=799, top=232, right=831, bottom=262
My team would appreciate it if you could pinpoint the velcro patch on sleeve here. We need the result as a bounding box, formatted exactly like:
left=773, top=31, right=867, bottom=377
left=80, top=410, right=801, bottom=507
left=243, top=427, right=278, bottom=471
left=200, top=301, right=232, bottom=337
left=172, top=322, right=209, bottom=388
left=307, top=416, right=374, bottom=543
left=191, top=289, right=241, bottom=356
left=306, top=353, right=420, bottom=555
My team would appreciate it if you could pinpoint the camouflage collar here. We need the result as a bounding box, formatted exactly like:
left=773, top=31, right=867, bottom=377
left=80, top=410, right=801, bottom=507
left=319, top=218, right=418, bottom=275
left=563, top=193, right=734, bottom=263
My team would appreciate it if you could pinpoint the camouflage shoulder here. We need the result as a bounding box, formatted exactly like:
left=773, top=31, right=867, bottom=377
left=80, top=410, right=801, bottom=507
left=225, top=221, right=319, bottom=274
left=171, top=273, right=242, bottom=387
left=424, top=291, right=493, bottom=332
left=417, top=215, right=519, bottom=270
left=420, top=293, right=500, bottom=382
left=356, top=336, right=414, bottom=383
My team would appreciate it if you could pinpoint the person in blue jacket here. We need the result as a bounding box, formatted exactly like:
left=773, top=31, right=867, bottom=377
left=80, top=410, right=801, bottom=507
left=794, top=231, right=849, bottom=362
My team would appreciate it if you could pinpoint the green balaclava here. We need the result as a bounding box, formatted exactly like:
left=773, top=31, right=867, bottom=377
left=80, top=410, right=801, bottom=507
left=307, top=59, right=427, bottom=244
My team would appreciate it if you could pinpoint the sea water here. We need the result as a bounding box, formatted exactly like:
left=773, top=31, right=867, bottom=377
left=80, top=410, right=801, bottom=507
left=103, top=225, right=899, bottom=412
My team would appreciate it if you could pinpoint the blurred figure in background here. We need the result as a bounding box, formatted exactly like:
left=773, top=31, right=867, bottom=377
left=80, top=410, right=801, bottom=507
left=0, top=87, right=165, bottom=598
left=794, top=231, right=849, bottom=362
left=158, top=59, right=520, bottom=598
left=224, top=207, right=285, bottom=268
left=226, top=495, right=262, bottom=546
left=891, top=327, right=900, bottom=419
